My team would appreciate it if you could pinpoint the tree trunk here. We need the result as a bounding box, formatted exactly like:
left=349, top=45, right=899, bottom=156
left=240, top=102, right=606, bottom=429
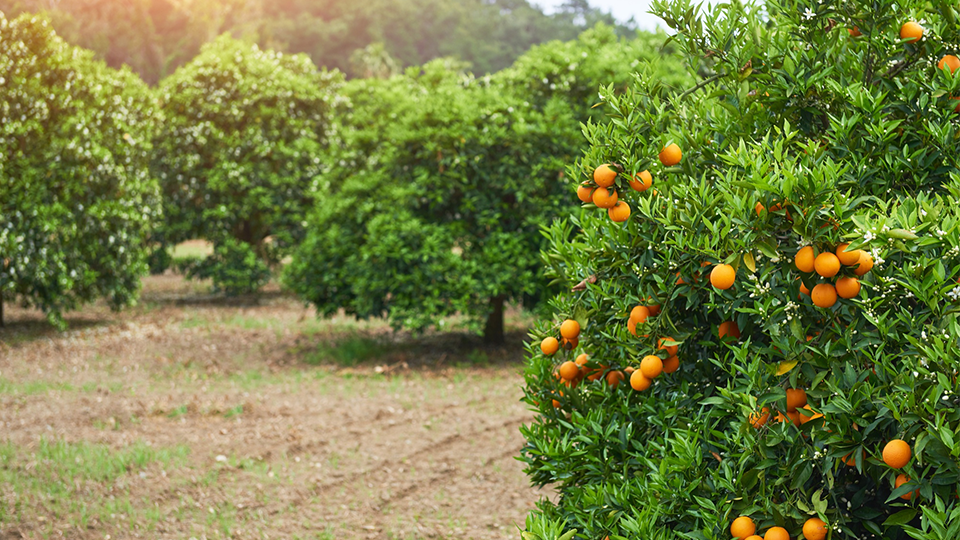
left=483, top=295, right=505, bottom=344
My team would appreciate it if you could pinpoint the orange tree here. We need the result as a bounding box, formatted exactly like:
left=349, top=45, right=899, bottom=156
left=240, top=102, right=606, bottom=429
left=0, top=13, right=159, bottom=328
left=284, top=25, right=691, bottom=343
left=520, top=0, right=960, bottom=538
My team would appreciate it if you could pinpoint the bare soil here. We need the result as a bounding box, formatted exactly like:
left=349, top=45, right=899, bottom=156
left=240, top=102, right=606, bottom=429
left=0, top=275, right=551, bottom=539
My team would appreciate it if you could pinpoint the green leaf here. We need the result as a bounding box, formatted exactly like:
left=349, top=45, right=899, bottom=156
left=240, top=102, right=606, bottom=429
left=883, top=508, right=917, bottom=527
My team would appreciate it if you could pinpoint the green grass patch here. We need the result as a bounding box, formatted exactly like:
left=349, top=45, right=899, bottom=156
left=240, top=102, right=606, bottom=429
left=303, top=334, right=389, bottom=367
left=0, top=376, right=74, bottom=395
left=0, top=438, right=190, bottom=526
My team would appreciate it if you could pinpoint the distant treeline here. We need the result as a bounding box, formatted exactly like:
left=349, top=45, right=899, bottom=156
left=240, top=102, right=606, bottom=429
left=0, top=0, right=636, bottom=84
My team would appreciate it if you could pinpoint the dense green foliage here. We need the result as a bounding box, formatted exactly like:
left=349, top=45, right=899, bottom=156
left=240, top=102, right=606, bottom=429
left=521, top=0, right=960, bottom=538
left=285, top=26, right=692, bottom=341
left=0, top=0, right=634, bottom=84
left=0, top=13, right=160, bottom=327
left=151, top=36, right=342, bottom=294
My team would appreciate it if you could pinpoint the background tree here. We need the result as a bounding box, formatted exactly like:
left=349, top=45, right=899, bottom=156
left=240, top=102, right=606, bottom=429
left=0, top=12, right=160, bottom=328
left=151, top=36, right=343, bottom=294
left=520, top=0, right=960, bottom=539
left=285, top=25, right=691, bottom=343
left=0, top=0, right=636, bottom=83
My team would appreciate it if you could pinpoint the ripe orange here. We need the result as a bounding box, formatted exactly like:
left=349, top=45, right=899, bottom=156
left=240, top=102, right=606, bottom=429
left=608, top=201, right=631, bottom=222
left=575, top=353, right=589, bottom=366
left=842, top=451, right=857, bottom=466
left=659, top=143, right=682, bottom=166
left=900, top=21, right=923, bottom=42
left=854, top=251, right=874, bottom=276
left=814, top=252, right=841, bottom=278
left=560, top=336, right=578, bottom=350
left=630, top=369, right=652, bottom=391
left=940, top=55, right=960, bottom=74
left=630, top=170, right=653, bottom=192
left=710, top=264, right=736, bottom=290
left=802, top=517, right=828, bottom=540
left=799, top=404, right=824, bottom=424
left=811, top=283, right=837, bottom=308
left=799, top=281, right=811, bottom=296
left=630, top=305, right=651, bottom=323
left=560, top=319, right=580, bottom=339
left=764, top=526, right=790, bottom=540
left=592, top=187, right=618, bottom=209
left=558, top=361, right=579, bottom=380
left=848, top=26, right=862, bottom=37
left=731, top=516, right=756, bottom=539
left=576, top=184, right=595, bottom=203
left=796, top=246, right=816, bottom=273
left=774, top=411, right=800, bottom=426
left=606, top=370, right=624, bottom=388
left=593, top=164, right=617, bottom=187
left=662, top=355, right=680, bottom=374
left=786, top=388, right=807, bottom=412
left=623, top=366, right=635, bottom=375
left=746, top=537, right=763, bottom=540
left=895, top=473, right=919, bottom=500
left=540, top=337, right=559, bottom=355
left=755, top=202, right=765, bottom=216
left=883, top=439, right=911, bottom=468
left=835, top=243, right=861, bottom=265
left=640, top=355, right=663, bottom=378
left=836, top=276, right=861, bottom=299
left=658, top=336, right=679, bottom=356
left=718, top=321, right=741, bottom=340
left=645, top=300, right=661, bottom=316
left=750, top=407, right=771, bottom=428
left=552, top=398, right=561, bottom=408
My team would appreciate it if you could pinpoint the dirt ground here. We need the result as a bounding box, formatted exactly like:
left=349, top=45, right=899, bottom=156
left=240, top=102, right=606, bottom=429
left=0, top=275, right=551, bottom=539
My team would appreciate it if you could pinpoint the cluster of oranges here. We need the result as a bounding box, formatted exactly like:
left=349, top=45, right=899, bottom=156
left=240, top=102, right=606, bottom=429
left=543, top=319, right=630, bottom=399
left=730, top=516, right=827, bottom=540
left=795, top=243, right=873, bottom=308
left=748, top=388, right=818, bottom=429
left=576, top=143, right=683, bottom=223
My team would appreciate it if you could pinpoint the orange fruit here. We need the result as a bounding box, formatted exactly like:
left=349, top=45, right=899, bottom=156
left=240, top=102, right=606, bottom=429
left=731, top=516, right=757, bottom=539
left=848, top=26, right=862, bottom=37
left=836, top=276, right=861, bottom=299
left=755, top=202, right=765, bottom=216
left=786, top=388, right=807, bottom=412
left=552, top=398, right=561, bottom=408
left=630, top=305, right=651, bottom=323
left=623, top=366, right=635, bottom=375
left=814, top=252, right=841, bottom=278
left=796, top=246, right=816, bottom=273
left=750, top=407, right=771, bottom=428
left=719, top=321, right=741, bottom=340
left=811, top=283, right=837, bottom=308
left=606, top=370, right=624, bottom=388
left=593, top=164, right=617, bottom=187
left=575, top=353, right=589, bottom=366
left=608, top=201, right=631, bottom=222
left=630, top=369, right=652, bottom=391
left=895, top=473, right=919, bottom=500
left=774, top=411, right=800, bottom=426
left=854, top=251, right=873, bottom=276
left=746, top=537, right=763, bottom=540
left=645, top=300, right=661, bottom=316
left=900, top=21, right=923, bottom=42
left=558, top=361, right=579, bottom=380
left=883, top=439, right=911, bottom=468
left=802, top=517, right=828, bottom=540
left=842, top=451, right=857, bottom=466
left=835, top=243, right=861, bottom=265
left=540, top=337, right=559, bottom=355
left=662, top=355, right=680, bottom=374
left=659, top=143, right=682, bottom=166
left=710, top=264, right=736, bottom=290
left=576, top=184, right=595, bottom=203
left=630, top=170, right=653, bottom=192
left=799, top=404, right=824, bottom=424
left=640, top=355, right=663, bottom=378
left=561, top=336, right=578, bottom=350
left=799, top=281, right=810, bottom=296
left=592, top=187, right=618, bottom=209
left=560, top=319, right=580, bottom=339
left=658, top=336, right=679, bottom=356
left=764, top=526, right=790, bottom=540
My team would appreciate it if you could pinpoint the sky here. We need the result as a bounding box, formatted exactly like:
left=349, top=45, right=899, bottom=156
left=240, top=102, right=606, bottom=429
left=540, top=0, right=665, bottom=31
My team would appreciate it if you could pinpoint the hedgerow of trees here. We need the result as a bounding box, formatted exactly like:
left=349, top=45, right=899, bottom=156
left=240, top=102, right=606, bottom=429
left=0, top=12, right=161, bottom=328
left=521, top=0, right=960, bottom=538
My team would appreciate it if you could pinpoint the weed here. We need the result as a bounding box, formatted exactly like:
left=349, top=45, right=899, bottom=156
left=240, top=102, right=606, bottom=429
left=303, top=334, right=387, bottom=366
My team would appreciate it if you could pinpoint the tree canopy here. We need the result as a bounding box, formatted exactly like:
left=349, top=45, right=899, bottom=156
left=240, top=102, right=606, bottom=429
left=0, top=0, right=636, bottom=84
